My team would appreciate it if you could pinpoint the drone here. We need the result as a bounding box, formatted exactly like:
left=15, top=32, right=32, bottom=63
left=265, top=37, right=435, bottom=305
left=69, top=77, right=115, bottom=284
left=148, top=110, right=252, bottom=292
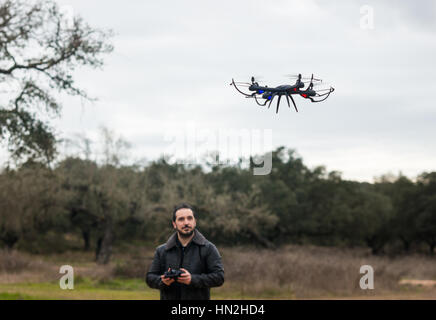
left=230, top=74, right=334, bottom=113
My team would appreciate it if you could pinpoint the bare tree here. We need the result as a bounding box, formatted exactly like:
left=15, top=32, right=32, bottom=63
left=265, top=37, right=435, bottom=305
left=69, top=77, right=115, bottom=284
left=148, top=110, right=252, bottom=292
left=0, top=0, right=113, bottom=162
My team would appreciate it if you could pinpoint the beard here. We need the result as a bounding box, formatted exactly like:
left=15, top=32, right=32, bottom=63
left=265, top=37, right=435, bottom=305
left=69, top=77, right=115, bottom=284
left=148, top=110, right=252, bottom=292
left=177, top=226, right=195, bottom=238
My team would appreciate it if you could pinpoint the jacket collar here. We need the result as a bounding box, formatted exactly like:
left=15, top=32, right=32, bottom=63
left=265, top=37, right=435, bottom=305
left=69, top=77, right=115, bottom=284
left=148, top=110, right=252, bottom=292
left=165, top=229, right=206, bottom=250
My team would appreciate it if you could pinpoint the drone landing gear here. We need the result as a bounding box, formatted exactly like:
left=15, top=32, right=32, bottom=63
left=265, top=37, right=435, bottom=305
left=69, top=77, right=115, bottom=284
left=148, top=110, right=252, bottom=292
left=308, top=87, right=335, bottom=103
left=288, top=94, right=298, bottom=112
left=230, top=78, right=253, bottom=97
left=254, top=95, right=268, bottom=107
left=267, top=93, right=298, bottom=113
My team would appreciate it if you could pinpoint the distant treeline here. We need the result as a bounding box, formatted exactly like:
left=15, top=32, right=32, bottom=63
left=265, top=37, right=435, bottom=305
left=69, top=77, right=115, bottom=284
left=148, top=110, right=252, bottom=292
left=0, top=146, right=435, bottom=264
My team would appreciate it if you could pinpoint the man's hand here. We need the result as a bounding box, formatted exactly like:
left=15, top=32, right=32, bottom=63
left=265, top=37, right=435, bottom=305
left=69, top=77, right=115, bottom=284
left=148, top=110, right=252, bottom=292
left=176, top=268, right=192, bottom=285
left=161, top=268, right=175, bottom=286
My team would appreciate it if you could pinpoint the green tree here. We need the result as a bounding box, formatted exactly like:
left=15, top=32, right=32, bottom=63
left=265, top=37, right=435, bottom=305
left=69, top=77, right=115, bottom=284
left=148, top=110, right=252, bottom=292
left=353, top=188, right=394, bottom=254
left=374, top=174, right=417, bottom=252
left=58, top=157, right=131, bottom=264
left=254, top=147, right=308, bottom=244
left=57, top=157, right=99, bottom=251
left=415, top=172, right=436, bottom=255
left=0, top=161, right=67, bottom=249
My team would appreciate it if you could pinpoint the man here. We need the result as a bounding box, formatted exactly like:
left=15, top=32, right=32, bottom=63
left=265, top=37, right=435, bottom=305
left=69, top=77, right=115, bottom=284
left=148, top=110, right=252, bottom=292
left=146, top=203, right=224, bottom=300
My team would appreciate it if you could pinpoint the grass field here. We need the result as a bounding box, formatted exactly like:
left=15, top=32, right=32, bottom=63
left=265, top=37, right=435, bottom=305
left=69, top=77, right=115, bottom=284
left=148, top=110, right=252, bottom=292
left=1, top=245, right=436, bottom=300
left=0, top=278, right=292, bottom=300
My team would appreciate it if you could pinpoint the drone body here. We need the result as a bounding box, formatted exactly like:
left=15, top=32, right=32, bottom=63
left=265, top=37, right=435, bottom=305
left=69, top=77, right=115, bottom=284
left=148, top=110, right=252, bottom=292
left=230, top=74, right=334, bottom=113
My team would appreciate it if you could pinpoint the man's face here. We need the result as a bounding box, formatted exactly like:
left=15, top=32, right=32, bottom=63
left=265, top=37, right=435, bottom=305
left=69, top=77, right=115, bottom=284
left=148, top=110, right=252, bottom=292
left=172, top=208, right=196, bottom=238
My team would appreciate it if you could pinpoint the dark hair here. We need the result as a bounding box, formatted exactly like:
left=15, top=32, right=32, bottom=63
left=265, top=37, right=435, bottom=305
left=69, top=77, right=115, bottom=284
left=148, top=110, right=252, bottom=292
left=172, top=203, right=195, bottom=221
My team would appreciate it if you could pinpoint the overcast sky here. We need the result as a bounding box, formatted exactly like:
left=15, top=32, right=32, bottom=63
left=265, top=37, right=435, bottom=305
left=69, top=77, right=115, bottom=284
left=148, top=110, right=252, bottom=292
left=28, top=0, right=436, bottom=181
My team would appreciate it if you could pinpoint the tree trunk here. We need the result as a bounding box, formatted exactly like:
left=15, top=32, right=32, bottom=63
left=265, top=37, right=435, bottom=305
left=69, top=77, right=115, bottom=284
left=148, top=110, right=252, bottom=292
left=247, top=230, right=276, bottom=249
left=429, top=241, right=435, bottom=256
left=1, top=231, right=19, bottom=250
left=82, top=230, right=90, bottom=251
left=366, top=237, right=384, bottom=255
left=96, top=219, right=113, bottom=265
left=95, top=237, right=102, bottom=260
left=400, top=236, right=411, bottom=253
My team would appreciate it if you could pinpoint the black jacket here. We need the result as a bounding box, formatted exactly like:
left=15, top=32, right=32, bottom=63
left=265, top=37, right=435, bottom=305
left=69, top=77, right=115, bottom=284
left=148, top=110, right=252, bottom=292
left=146, top=229, right=224, bottom=300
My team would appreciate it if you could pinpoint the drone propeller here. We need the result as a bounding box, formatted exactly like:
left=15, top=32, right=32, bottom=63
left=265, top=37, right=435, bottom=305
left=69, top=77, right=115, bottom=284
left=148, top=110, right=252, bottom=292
left=286, top=74, right=306, bottom=79
left=302, top=79, right=322, bottom=84
left=307, top=74, right=316, bottom=90
left=302, top=80, right=327, bottom=92
left=285, top=73, right=302, bottom=78
left=308, top=82, right=327, bottom=87
left=250, top=75, right=264, bottom=84
left=287, top=74, right=322, bottom=82
left=314, top=88, right=334, bottom=92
